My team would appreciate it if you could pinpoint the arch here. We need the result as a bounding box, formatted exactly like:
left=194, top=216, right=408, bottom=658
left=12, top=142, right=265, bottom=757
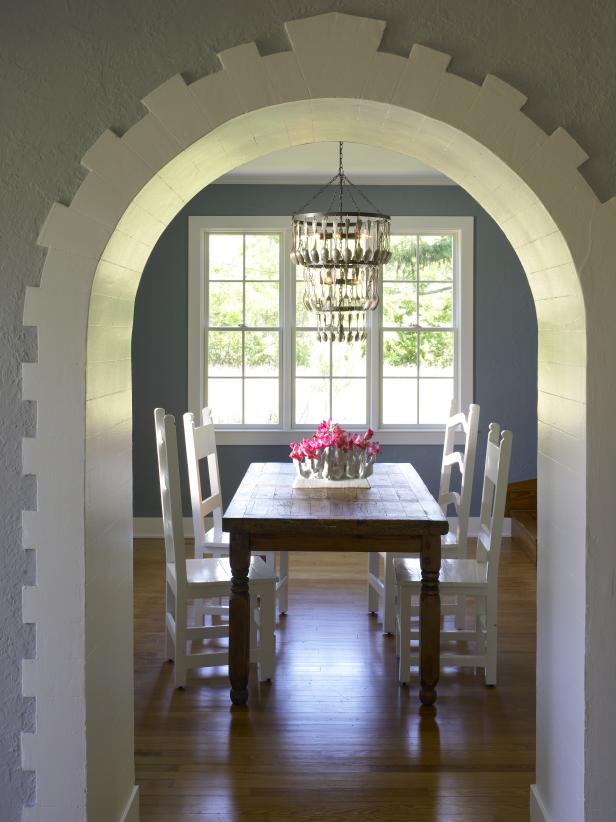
left=20, top=12, right=616, bottom=822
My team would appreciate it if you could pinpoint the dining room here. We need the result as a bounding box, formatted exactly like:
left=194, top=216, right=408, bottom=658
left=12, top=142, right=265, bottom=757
left=130, top=140, right=538, bottom=819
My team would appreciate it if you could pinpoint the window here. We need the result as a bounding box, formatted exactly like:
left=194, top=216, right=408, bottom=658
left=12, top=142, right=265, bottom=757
left=380, top=234, right=455, bottom=426
left=205, top=232, right=281, bottom=425
left=189, top=216, right=473, bottom=444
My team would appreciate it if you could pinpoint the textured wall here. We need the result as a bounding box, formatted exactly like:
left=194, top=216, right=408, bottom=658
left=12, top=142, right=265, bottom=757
left=132, top=183, right=537, bottom=519
left=1, top=2, right=615, bottom=820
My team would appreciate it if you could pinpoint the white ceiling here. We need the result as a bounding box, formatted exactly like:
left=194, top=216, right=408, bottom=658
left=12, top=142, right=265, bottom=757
left=216, top=141, right=453, bottom=185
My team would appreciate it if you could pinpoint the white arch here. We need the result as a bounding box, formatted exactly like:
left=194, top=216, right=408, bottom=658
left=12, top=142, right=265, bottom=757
left=21, top=12, right=616, bottom=822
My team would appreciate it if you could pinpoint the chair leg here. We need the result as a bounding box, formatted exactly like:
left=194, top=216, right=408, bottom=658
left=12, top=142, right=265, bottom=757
left=250, top=594, right=257, bottom=652
left=485, top=596, right=497, bottom=686
left=165, top=582, right=175, bottom=661
left=368, top=552, right=380, bottom=613
left=454, top=594, right=466, bottom=630
left=383, top=554, right=396, bottom=635
left=257, top=584, right=276, bottom=682
left=278, top=551, right=289, bottom=615
left=174, top=595, right=187, bottom=689
left=398, top=585, right=411, bottom=685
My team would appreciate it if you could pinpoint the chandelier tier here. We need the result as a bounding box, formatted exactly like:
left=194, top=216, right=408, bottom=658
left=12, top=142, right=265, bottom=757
left=291, top=143, right=391, bottom=342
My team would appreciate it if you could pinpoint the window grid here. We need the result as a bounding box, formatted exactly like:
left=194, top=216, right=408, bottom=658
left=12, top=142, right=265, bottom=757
left=293, top=275, right=368, bottom=427
left=380, top=233, right=456, bottom=427
left=205, top=232, right=283, bottom=427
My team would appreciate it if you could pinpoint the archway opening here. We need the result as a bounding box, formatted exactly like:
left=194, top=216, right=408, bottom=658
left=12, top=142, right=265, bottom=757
left=90, top=97, right=585, bottom=821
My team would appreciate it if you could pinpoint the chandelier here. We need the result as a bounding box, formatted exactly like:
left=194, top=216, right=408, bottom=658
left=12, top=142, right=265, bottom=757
left=290, top=143, right=391, bottom=342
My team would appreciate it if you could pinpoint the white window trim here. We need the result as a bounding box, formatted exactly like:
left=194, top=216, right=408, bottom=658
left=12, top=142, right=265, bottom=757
left=188, top=215, right=473, bottom=445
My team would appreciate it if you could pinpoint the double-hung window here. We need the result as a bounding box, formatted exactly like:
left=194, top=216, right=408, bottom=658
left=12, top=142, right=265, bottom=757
left=189, top=216, right=473, bottom=444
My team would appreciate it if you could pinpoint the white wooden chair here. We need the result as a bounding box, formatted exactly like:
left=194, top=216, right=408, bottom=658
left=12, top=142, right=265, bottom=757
left=183, top=408, right=289, bottom=615
left=368, top=402, right=480, bottom=634
left=155, top=408, right=276, bottom=688
left=395, top=422, right=512, bottom=686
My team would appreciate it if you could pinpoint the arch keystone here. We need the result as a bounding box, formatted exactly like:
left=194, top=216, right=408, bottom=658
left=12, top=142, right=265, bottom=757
left=285, top=13, right=386, bottom=98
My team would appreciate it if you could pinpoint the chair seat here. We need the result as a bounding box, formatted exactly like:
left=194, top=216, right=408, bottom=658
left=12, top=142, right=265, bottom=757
left=167, top=556, right=275, bottom=595
left=394, top=558, right=488, bottom=590
left=203, top=526, right=230, bottom=549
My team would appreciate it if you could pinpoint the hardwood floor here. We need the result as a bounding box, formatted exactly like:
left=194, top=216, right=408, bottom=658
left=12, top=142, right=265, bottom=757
left=134, top=540, right=536, bottom=821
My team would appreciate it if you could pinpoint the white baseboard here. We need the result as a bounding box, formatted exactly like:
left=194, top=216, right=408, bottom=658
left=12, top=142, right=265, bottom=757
left=133, top=515, right=511, bottom=539
left=119, top=786, right=139, bottom=822
left=133, top=516, right=194, bottom=538
left=530, top=785, right=549, bottom=822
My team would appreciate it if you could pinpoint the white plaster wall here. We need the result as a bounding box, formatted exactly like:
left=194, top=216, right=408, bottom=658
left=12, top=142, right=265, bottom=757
left=1, top=4, right=615, bottom=821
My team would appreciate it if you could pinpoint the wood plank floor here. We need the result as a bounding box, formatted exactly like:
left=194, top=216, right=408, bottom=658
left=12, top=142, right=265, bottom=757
left=134, top=541, right=536, bottom=821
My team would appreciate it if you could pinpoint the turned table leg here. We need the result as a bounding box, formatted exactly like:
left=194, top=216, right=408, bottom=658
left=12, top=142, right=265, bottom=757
left=229, top=532, right=251, bottom=706
left=419, top=533, right=441, bottom=706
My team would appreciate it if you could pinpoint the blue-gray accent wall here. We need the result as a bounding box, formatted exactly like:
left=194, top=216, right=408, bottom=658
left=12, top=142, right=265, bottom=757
left=132, top=184, right=537, bottom=519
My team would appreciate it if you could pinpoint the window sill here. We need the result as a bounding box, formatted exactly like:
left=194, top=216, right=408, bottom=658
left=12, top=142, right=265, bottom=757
left=216, top=429, right=460, bottom=446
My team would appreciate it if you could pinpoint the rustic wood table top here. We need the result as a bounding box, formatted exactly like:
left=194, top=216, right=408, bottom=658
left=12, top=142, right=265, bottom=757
left=223, top=462, right=449, bottom=540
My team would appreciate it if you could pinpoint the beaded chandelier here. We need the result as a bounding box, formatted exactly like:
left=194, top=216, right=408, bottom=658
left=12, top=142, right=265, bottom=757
left=290, top=143, right=391, bottom=342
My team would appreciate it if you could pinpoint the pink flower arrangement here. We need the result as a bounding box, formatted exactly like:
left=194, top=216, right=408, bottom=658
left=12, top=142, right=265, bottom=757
left=290, top=420, right=380, bottom=480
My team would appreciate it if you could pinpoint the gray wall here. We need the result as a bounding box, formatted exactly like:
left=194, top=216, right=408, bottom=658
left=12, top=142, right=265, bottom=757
left=2, top=1, right=614, bottom=819
left=132, top=184, right=537, bottom=518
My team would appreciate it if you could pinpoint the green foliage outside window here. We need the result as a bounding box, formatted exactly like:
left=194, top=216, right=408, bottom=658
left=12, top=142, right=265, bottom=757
left=383, top=235, right=454, bottom=373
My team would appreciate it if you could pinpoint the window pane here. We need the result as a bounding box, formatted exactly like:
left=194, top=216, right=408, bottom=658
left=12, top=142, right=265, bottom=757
left=207, top=330, right=242, bottom=376
left=209, top=234, right=243, bottom=280
left=332, top=379, right=366, bottom=424
left=383, top=236, right=416, bottom=281
left=295, top=379, right=329, bottom=425
left=245, top=331, right=278, bottom=376
left=383, top=283, right=417, bottom=327
left=418, top=235, right=453, bottom=281
left=383, top=331, right=418, bottom=376
left=244, top=379, right=279, bottom=424
left=209, top=282, right=243, bottom=326
left=418, top=283, right=453, bottom=327
left=419, top=331, right=454, bottom=376
left=295, top=279, right=312, bottom=327
left=208, top=378, right=242, bottom=424
left=418, top=379, right=454, bottom=423
left=245, top=282, right=279, bottom=326
left=295, top=331, right=329, bottom=377
left=382, top=379, right=418, bottom=425
left=332, top=340, right=366, bottom=377
left=245, top=234, right=279, bottom=280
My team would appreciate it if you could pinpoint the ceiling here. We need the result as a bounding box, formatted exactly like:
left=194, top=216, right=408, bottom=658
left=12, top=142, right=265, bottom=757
left=215, top=142, right=453, bottom=185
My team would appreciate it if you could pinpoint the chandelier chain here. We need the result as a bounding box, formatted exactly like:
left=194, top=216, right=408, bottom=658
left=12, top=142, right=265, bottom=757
left=339, top=141, right=344, bottom=215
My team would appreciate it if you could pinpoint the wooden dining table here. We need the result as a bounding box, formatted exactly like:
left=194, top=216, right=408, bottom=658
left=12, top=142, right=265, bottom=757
left=222, top=462, right=449, bottom=707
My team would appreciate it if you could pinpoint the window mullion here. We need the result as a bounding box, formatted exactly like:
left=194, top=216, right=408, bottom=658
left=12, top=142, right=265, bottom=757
left=369, top=266, right=381, bottom=430
left=282, top=230, right=292, bottom=429
left=415, top=234, right=420, bottom=425
left=242, top=234, right=246, bottom=424
left=329, top=341, right=333, bottom=419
